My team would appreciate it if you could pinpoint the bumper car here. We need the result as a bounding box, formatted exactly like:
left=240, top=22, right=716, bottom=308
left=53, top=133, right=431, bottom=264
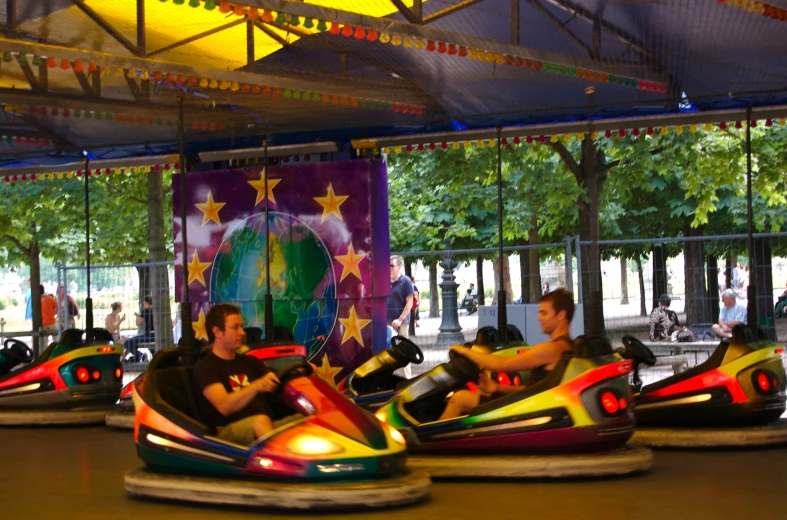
left=124, top=348, right=430, bottom=510
left=374, top=335, right=652, bottom=479
left=107, top=327, right=308, bottom=430
left=0, top=328, right=123, bottom=426
left=338, top=336, right=424, bottom=410
left=620, top=328, right=787, bottom=448
left=339, top=327, right=526, bottom=411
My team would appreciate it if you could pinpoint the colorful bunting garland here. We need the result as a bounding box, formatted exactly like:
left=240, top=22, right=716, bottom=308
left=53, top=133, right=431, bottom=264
left=2, top=103, right=224, bottom=132
left=716, top=0, right=787, bottom=22
left=1, top=163, right=190, bottom=184
left=0, top=50, right=422, bottom=116
left=155, top=0, right=668, bottom=93
left=353, top=118, right=787, bottom=155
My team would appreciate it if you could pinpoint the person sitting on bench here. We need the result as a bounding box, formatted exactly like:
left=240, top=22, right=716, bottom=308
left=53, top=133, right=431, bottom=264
left=459, top=289, right=478, bottom=315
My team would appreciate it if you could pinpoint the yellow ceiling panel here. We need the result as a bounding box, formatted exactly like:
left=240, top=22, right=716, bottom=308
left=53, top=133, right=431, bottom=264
left=304, top=1, right=419, bottom=16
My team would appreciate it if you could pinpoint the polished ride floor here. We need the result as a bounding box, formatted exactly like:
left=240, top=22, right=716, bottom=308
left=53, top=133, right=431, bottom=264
left=1, top=426, right=785, bottom=520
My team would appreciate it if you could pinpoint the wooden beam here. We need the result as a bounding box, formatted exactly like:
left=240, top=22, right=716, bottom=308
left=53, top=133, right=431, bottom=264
left=71, top=0, right=142, bottom=56
left=424, top=0, right=486, bottom=25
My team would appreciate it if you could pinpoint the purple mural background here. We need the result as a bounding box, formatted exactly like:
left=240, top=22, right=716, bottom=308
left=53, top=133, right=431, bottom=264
left=172, top=158, right=389, bottom=382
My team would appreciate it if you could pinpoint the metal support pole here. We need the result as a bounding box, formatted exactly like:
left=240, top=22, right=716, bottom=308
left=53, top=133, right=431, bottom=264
left=6, top=0, right=16, bottom=37
left=246, top=20, right=254, bottom=67
left=137, top=0, right=145, bottom=55
left=575, top=236, right=583, bottom=303
left=263, top=137, right=274, bottom=342
left=496, top=126, right=507, bottom=342
left=565, top=236, right=573, bottom=294
left=745, top=107, right=758, bottom=331
left=56, top=262, right=63, bottom=336
left=83, top=156, right=93, bottom=340
left=177, top=94, right=197, bottom=360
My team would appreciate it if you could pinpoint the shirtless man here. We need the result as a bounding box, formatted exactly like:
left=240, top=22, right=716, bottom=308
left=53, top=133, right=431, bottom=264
left=439, top=289, right=575, bottom=421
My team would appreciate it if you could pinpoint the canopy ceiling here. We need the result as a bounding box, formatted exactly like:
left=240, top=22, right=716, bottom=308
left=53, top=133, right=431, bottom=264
left=0, top=0, right=785, bottom=165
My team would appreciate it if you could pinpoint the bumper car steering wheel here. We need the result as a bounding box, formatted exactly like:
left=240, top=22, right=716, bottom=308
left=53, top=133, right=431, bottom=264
left=621, top=335, right=657, bottom=367
left=390, top=336, right=424, bottom=365
left=3, top=338, right=34, bottom=363
left=277, top=361, right=315, bottom=389
left=448, top=349, right=481, bottom=381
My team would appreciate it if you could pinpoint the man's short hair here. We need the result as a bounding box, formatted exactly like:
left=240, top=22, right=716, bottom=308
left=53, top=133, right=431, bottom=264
left=659, top=294, right=672, bottom=307
left=39, top=285, right=45, bottom=294
left=390, top=255, right=403, bottom=267
left=721, top=288, right=737, bottom=300
left=539, top=288, right=574, bottom=323
left=205, top=303, right=242, bottom=342
left=143, top=295, right=152, bottom=305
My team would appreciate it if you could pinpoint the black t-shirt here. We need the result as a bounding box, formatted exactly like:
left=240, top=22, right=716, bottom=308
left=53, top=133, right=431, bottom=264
left=192, top=351, right=271, bottom=428
left=142, top=307, right=154, bottom=334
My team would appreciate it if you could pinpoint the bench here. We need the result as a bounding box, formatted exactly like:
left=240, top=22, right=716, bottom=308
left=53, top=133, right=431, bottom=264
left=459, top=297, right=478, bottom=315
left=641, top=340, right=719, bottom=374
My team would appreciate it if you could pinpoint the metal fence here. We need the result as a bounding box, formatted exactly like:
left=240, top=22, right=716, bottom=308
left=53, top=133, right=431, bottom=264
left=57, top=261, right=176, bottom=357
left=36, top=231, right=787, bottom=379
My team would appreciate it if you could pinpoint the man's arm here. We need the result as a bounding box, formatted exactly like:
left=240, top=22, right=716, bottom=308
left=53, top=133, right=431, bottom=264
left=202, top=372, right=280, bottom=418
left=450, top=344, right=557, bottom=373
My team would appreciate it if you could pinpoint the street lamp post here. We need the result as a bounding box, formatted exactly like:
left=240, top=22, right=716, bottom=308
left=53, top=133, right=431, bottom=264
left=436, top=254, right=465, bottom=346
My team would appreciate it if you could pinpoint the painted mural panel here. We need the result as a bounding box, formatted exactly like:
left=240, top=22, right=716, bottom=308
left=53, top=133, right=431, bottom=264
left=172, top=158, right=389, bottom=380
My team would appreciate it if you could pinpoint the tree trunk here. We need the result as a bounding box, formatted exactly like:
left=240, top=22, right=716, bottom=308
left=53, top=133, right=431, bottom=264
left=519, top=244, right=529, bottom=304
left=725, top=255, right=735, bottom=290
left=752, top=238, right=776, bottom=340
left=707, top=255, right=720, bottom=325
left=636, top=256, right=647, bottom=317
left=491, top=256, right=513, bottom=304
left=652, top=245, right=668, bottom=312
left=404, top=259, right=412, bottom=279
left=148, top=170, right=173, bottom=350
left=683, top=229, right=711, bottom=325
left=428, top=261, right=439, bottom=318
left=528, top=215, right=541, bottom=302
left=476, top=256, right=485, bottom=306
left=135, top=264, right=151, bottom=330
left=29, top=235, right=44, bottom=354
left=620, top=256, right=629, bottom=304
left=570, top=138, right=606, bottom=335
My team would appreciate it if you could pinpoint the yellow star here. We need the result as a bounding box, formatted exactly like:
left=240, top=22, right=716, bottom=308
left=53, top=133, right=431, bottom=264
left=313, top=183, right=349, bottom=223
left=339, top=305, right=371, bottom=346
left=247, top=174, right=281, bottom=206
left=334, top=244, right=366, bottom=282
left=187, top=250, right=211, bottom=287
left=195, top=190, right=225, bottom=227
left=313, top=355, right=343, bottom=386
left=192, top=308, right=208, bottom=342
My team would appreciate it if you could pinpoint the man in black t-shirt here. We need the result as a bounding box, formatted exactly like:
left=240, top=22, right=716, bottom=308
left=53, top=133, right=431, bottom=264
left=193, top=304, right=280, bottom=446
left=124, top=296, right=155, bottom=362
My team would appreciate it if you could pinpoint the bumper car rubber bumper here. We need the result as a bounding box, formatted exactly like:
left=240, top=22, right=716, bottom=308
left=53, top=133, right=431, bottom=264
left=405, top=444, right=652, bottom=479
left=0, top=407, right=115, bottom=426
left=124, top=467, right=431, bottom=510
left=105, top=409, right=135, bottom=429
left=631, top=419, right=787, bottom=448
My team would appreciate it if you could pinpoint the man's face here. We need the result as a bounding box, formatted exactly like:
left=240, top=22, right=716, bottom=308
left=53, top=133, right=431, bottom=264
left=537, top=301, right=564, bottom=335
left=722, top=296, right=735, bottom=308
left=390, top=260, right=401, bottom=281
left=214, top=314, right=246, bottom=350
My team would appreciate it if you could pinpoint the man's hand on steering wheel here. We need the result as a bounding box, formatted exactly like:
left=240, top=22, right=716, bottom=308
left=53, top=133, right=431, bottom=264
left=255, top=372, right=280, bottom=393
left=477, top=373, right=498, bottom=396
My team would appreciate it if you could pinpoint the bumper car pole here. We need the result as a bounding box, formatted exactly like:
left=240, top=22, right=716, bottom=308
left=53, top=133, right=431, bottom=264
left=83, top=154, right=94, bottom=342
left=745, top=107, right=758, bottom=335
left=495, top=126, right=507, bottom=342
left=263, top=138, right=275, bottom=343
left=177, top=94, right=199, bottom=362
